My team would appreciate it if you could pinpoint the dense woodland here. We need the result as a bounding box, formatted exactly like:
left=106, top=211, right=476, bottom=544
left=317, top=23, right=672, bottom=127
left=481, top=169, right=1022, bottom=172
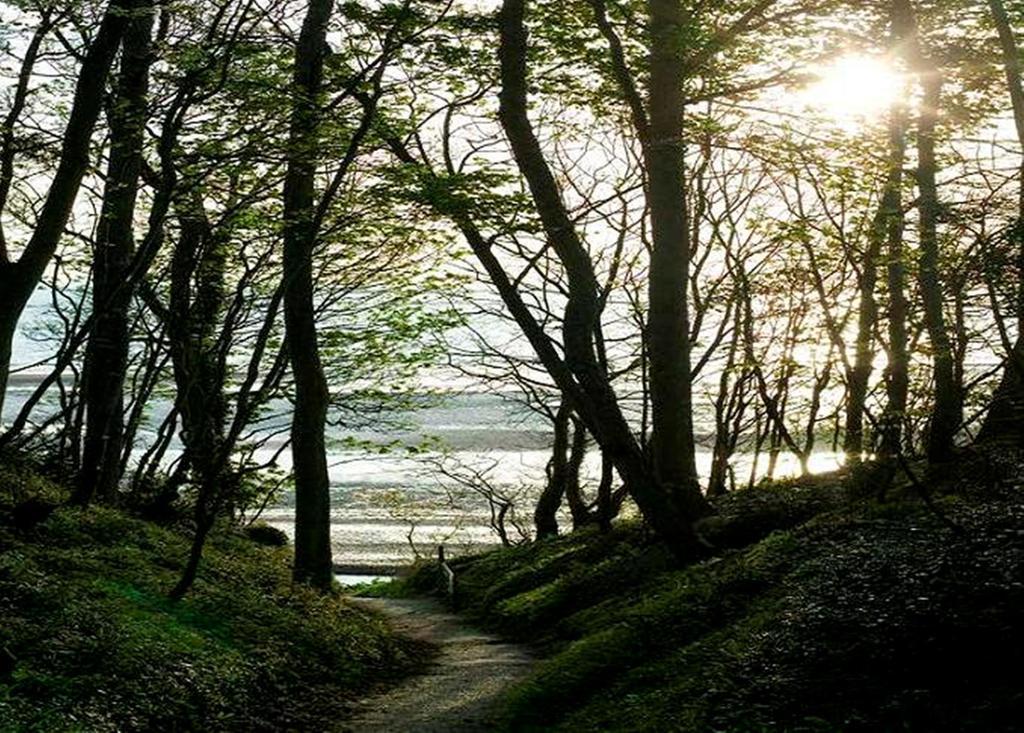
left=1, top=0, right=1024, bottom=730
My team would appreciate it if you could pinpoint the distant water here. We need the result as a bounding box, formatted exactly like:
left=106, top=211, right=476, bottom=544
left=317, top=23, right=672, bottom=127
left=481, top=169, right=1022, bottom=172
left=5, top=376, right=842, bottom=567
left=257, top=393, right=562, bottom=568
left=256, top=397, right=841, bottom=568
left=4, top=297, right=842, bottom=569
left=2, top=372, right=559, bottom=565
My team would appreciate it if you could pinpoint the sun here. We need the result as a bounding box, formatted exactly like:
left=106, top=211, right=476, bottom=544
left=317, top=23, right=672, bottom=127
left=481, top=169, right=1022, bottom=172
left=799, top=54, right=905, bottom=125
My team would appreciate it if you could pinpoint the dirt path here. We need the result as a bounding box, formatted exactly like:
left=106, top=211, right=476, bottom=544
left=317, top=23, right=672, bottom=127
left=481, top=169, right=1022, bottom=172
left=337, top=597, right=536, bottom=733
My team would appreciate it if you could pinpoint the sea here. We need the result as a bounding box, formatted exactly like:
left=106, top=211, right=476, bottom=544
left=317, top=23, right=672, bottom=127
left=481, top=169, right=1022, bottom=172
left=4, top=300, right=843, bottom=572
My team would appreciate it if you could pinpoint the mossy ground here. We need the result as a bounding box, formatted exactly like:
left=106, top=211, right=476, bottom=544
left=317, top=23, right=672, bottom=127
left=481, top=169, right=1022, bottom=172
left=0, top=462, right=423, bottom=732
left=400, top=469, right=1024, bottom=732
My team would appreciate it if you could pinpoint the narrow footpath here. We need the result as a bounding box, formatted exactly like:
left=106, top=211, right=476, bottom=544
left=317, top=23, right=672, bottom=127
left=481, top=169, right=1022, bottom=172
left=338, top=596, right=536, bottom=733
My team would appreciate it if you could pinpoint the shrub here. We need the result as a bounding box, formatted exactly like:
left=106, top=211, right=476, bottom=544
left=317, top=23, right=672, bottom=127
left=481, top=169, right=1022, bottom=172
left=243, top=523, right=289, bottom=547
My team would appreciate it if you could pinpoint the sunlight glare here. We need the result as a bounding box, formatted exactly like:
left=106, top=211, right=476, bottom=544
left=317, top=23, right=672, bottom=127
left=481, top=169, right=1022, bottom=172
left=800, top=54, right=904, bottom=125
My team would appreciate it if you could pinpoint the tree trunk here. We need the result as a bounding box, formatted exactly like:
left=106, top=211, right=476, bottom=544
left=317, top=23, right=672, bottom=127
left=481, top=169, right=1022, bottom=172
left=160, top=190, right=230, bottom=599
left=709, top=305, right=743, bottom=496
left=0, top=305, right=15, bottom=424
left=914, top=65, right=961, bottom=461
left=802, top=359, right=832, bottom=472
left=646, top=0, right=703, bottom=515
left=844, top=215, right=881, bottom=462
left=879, top=28, right=910, bottom=461
left=593, top=452, right=617, bottom=532
left=169, top=509, right=214, bottom=601
left=888, top=0, right=962, bottom=463
left=0, top=0, right=133, bottom=414
left=0, top=11, right=55, bottom=262
left=283, top=0, right=335, bottom=590
left=563, top=417, right=594, bottom=529
left=166, top=188, right=229, bottom=489
left=76, top=1, right=155, bottom=506
left=535, top=403, right=570, bottom=539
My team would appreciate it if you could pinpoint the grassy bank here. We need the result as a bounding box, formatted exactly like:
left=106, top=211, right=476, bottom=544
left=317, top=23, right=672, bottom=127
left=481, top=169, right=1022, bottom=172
left=0, top=463, right=421, bottom=732
left=401, top=472, right=1024, bottom=731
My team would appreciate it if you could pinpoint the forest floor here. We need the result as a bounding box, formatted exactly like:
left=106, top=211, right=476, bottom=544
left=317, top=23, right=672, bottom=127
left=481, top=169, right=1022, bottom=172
left=337, top=596, right=535, bottom=732
left=4, top=449, right=1023, bottom=731
left=385, top=459, right=1024, bottom=732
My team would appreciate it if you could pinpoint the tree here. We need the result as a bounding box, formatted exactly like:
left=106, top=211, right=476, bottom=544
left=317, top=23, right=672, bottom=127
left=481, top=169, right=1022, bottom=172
left=282, top=0, right=336, bottom=590
left=75, top=0, right=156, bottom=505
left=878, top=1, right=911, bottom=465
left=645, top=0, right=704, bottom=514
left=0, top=0, right=136, bottom=422
left=497, top=0, right=707, bottom=558
left=894, top=0, right=962, bottom=463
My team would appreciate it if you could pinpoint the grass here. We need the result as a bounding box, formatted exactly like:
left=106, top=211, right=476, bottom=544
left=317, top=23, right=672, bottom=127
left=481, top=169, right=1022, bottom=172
left=0, top=462, right=423, bottom=732
left=398, top=469, right=1024, bottom=731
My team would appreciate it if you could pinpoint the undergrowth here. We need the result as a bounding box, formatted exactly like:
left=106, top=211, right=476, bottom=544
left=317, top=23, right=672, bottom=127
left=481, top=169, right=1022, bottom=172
left=400, top=471, right=1024, bottom=731
left=0, top=462, right=421, bottom=732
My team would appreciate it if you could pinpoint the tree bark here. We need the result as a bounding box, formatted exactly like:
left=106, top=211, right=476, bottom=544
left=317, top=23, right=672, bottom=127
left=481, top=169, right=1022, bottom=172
left=535, top=403, right=570, bottom=539
left=0, top=308, right=15, bottom=426
left=911, top=46, right=961, bottom=461
left=709, top=304, right=743, bottom=496
left=76, top=1, right=155, bottom=505
left=844, top=201, right=884, bottom=462
left=593, top=451, right=620, bottom=532
left=886, top=0, right=962, bottom=462
left=169, top=505, right=215, bottom=601
left=162, top=191, right=230, bottom=598
left=0, top=10, right=56, bottom=262
left=564, top=419, right=597, bottom=530
left=283, top=0, right=334, bottom=590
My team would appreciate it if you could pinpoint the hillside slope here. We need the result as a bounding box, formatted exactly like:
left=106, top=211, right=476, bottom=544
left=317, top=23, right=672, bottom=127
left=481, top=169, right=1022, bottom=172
left=0, top=463, right=421, bottom=732
left=403, top=476, right=1024, bottom=731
